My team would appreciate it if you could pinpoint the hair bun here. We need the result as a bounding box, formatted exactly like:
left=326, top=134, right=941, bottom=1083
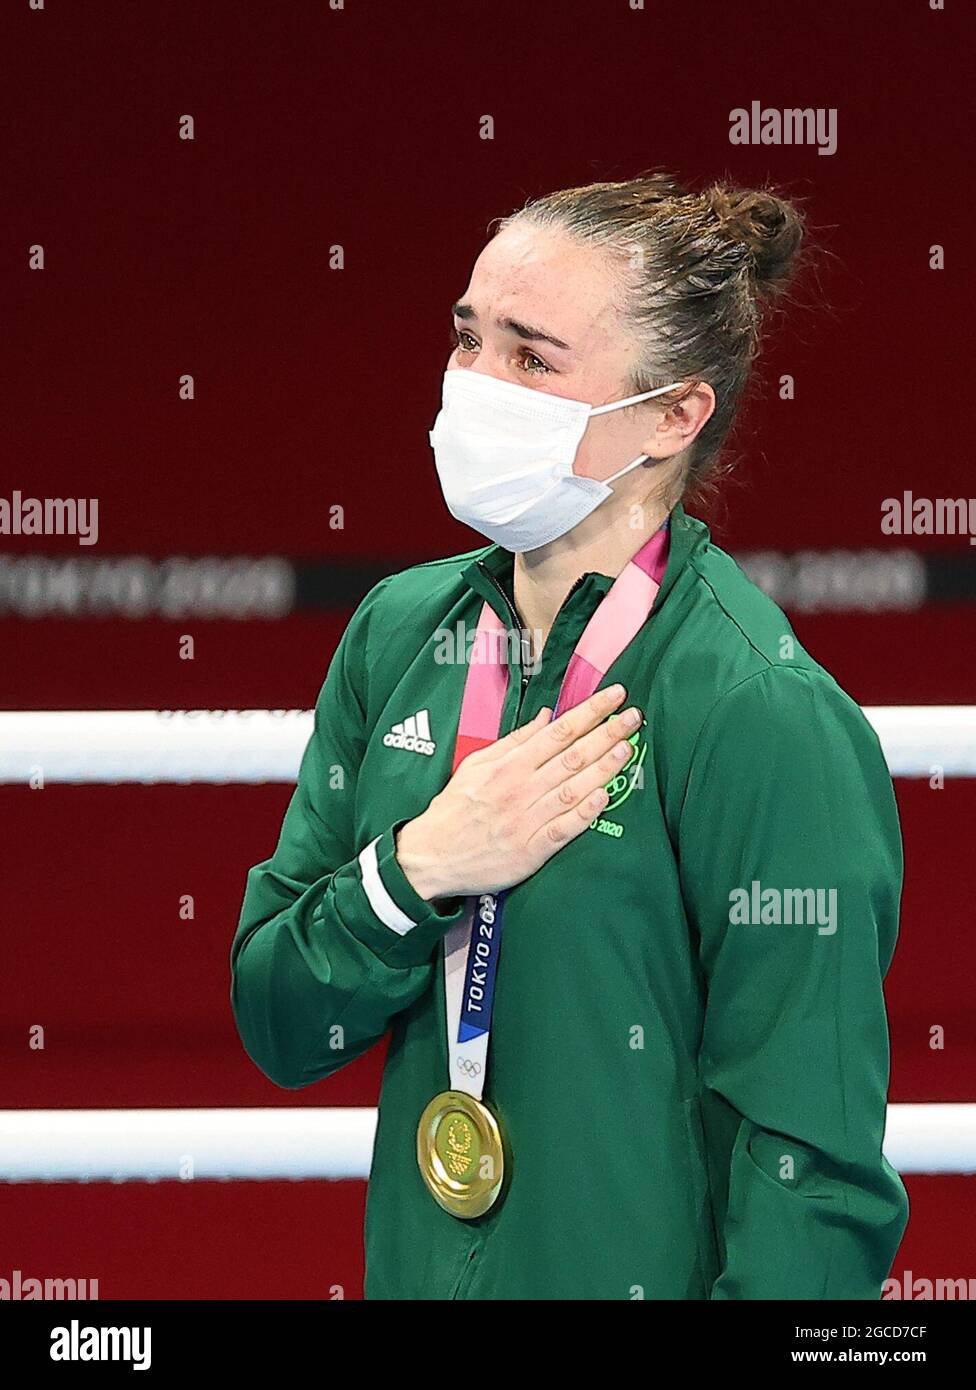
left=707, top=185, right=805, bottom=296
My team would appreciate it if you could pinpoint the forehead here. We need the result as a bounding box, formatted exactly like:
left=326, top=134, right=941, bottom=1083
left=462, top=222, right=625, bottom=347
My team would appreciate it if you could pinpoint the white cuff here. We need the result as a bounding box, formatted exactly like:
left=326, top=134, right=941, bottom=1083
left=358, top=835, right=417, bottom=936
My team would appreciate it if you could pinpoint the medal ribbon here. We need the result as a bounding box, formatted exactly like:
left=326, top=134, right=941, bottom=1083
left=442, top=521, right=671, bottom=1103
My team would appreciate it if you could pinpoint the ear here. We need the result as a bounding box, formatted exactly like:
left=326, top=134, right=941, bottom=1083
left=641, top=382, right=716, bottom=460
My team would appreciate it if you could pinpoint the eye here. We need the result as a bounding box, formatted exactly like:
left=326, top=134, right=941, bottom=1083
left=517, top=348, right=552, bottom=376
left=453, top=328, right=479, bottom=355
left=450, top=329, right=553, bottom=376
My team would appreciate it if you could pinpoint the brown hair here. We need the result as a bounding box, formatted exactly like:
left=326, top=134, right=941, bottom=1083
left=495, top=171, right=806, bottom=508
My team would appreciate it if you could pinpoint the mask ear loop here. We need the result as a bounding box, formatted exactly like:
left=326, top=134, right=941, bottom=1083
left=604, top=454, right=649, bottom=485
left=597, top=379, right=701, bottom=483
left=588, top=380, right=685, bottom=416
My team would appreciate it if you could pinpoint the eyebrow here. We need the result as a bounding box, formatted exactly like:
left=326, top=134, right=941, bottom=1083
left=451, top=300, right=572, bottom=352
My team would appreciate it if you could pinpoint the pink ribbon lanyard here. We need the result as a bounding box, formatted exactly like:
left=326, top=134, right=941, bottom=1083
left=453, top=524, right=670, bottom=770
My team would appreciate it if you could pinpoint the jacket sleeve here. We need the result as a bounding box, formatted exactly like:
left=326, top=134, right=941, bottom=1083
left=230, top=582, right=465, bottom=1089
left=677, top=664, right=910, bottom=1299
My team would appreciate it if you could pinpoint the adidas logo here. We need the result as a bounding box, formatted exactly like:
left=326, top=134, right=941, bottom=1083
left=383, top=709, right=436, bottom=756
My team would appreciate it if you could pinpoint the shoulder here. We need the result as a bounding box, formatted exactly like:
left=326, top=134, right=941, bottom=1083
left=656, top=517, right=885, bottom=773
left=345, top=544, right=488, bottom=643
left=324, top=546, right=489, bottom=715
left=680, top=521, right=820, bottom=676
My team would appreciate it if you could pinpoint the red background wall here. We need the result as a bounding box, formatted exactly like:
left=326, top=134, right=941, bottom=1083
left=2, top=0, right=973, bottom=1298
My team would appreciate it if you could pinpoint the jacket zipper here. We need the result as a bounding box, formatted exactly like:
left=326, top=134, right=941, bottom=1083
left=475, top=563, right=589, bottom=706
left=451, top=1244, right=480, bottom=1300
left=476, top=561, right=533, bottom=700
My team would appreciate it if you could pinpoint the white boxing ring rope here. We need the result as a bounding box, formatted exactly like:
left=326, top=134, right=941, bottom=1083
left=0, top=705, right=974, bottom=782
left=1, top=705, right=974, bottom=1183
left=0, top=1109, right=378, bottom=1182
left=1, top=1105, right=974, bottom=1181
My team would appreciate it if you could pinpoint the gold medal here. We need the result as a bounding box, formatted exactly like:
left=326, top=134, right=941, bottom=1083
left=416, top=1090, right=505, bottom=1219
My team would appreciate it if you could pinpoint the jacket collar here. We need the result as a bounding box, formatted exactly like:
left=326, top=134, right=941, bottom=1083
left=460, top=502, right=710, bottom=619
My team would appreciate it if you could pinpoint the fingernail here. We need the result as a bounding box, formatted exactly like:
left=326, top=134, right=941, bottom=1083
left=607, top=683, right=626, bottom=699
left=623, top=707, right=641, bottom=728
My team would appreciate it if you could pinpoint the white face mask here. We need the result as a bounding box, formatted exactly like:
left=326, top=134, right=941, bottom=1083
left=428, top=369, right=684, bottom=553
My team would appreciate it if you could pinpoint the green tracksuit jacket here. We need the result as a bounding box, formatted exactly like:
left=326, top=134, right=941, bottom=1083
left=230, top=503, right=909, bottom=1300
